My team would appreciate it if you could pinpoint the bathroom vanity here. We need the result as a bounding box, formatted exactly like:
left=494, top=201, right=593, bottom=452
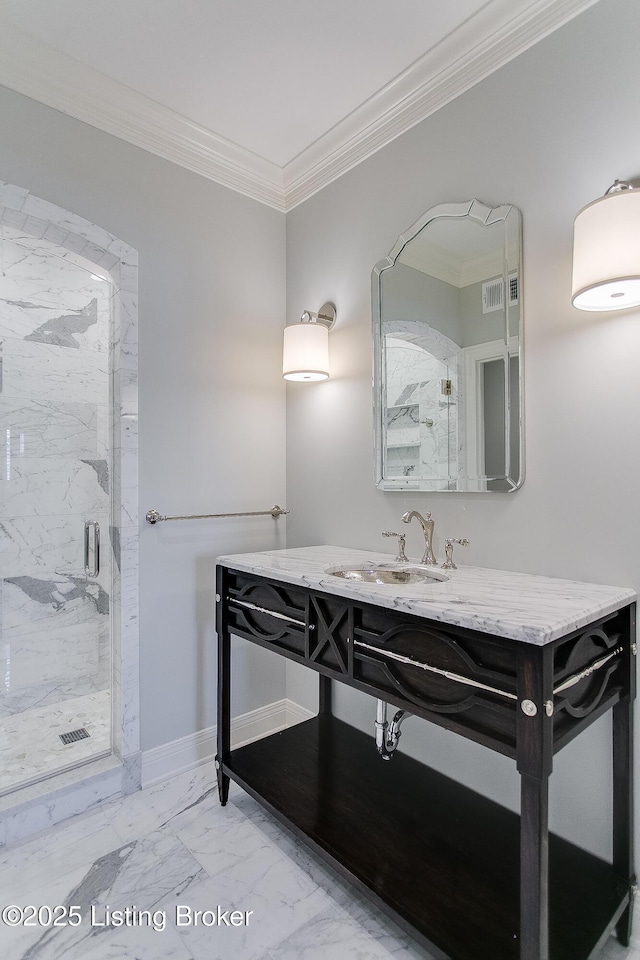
left=215, top=546, right=636, bottom=960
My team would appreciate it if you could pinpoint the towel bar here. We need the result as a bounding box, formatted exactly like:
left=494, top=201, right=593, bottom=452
left=145, top=505, right=289, bottom=524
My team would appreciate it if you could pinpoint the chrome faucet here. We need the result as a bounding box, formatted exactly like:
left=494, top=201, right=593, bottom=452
left=401, top=510, right=437, bottom=565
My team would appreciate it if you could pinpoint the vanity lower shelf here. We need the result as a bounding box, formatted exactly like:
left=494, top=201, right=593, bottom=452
left=224, top=715, right=628, bottom=960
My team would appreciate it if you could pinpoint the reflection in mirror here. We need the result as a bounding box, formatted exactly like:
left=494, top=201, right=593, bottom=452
left=372, top=200, right=523, bottom=492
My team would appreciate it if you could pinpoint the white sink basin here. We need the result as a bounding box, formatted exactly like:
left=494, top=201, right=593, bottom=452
left=324, top=563, right=449, bottom=586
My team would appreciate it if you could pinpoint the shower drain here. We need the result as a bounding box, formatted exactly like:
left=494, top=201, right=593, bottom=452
left=59, top=728, right=90, bottom=745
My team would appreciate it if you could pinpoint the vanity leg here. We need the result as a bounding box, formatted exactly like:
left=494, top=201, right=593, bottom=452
left=216, top=626, right=231, bottom=805
left=215, top=759, right=229, bottom=806
left=517, top=645, right=553, bottom=960
left=613, top=697, right=635, bottom=945
left=319, top=674, right=332, bottom=717
left=520, top=773, right=550, bottom=960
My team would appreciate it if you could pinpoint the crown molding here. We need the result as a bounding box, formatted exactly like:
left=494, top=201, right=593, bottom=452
left=282, top=0, right=601, bottom=209
left=0, top=23, right=286, bottom=212
left=400, top=241, right=463, bottom=288
left=0, top=0, right=600, bottom=213
left=400, top=240, right=515, bottom=288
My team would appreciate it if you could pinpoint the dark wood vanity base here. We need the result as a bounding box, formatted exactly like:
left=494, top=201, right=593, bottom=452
left=216, top=560, right=636, bottom=960
left=224, top=715, right=628, bottom=960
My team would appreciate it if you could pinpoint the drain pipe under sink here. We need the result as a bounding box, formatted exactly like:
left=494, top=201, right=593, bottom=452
left=375, top=699, right=412, bottom=760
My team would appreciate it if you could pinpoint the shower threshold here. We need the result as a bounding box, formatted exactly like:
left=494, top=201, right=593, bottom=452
left=0, top=690, right=112, bottom=798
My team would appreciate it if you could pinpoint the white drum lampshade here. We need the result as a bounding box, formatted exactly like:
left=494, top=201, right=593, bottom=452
left=282, top=302, right=336, bottom=381
left=572, top=182, right=640, bottom=312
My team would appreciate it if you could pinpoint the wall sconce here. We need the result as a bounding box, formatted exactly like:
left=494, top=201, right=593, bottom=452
left=282, top=302, right=336, bottom=381
left=572, top=180, right=640, bottom=311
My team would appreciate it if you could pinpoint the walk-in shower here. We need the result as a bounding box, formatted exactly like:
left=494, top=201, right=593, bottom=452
left=1, top=235, right=113, bottom=794
left=0, top=182, right=139, bottom=833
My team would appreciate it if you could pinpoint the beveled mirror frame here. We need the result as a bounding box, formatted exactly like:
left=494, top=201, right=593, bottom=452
left=372, top=199, right=524, bottom=493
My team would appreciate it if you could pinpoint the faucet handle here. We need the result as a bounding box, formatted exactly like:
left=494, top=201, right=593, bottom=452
left=441, top=538, right=469, bottom=570
left=382, top=531, right=409, bottom=562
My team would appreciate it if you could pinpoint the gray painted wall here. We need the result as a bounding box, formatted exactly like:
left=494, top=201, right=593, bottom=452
left=382, top=263, right=461, bottom=342
left=0, top=84, right=288, bottom=752
left=458, top=278, right=512, bottom=347
left=285, top=0, right=640, bottom=859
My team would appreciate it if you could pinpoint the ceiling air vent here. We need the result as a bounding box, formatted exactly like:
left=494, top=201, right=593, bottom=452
left=482, top=273, right=519, bottom=314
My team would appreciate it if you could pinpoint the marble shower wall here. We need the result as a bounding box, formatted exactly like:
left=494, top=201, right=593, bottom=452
left=0, top=181, right=140, bottom=825
left=1, top=235, right=112, bottom=718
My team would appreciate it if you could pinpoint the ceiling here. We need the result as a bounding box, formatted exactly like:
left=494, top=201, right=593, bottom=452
left=0, top=0, right=600, bottom=210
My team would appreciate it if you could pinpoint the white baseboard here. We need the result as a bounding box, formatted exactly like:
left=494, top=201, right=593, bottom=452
left=284, top=699, right=315, bottom=728
left=141, top=698, right=314, bottom=789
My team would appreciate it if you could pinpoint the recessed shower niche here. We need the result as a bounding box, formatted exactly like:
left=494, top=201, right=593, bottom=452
left=0, top=182, right=139, bottom=817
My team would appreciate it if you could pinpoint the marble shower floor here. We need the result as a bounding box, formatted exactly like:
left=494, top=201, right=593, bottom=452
left=0, top=690, right=111, bottom=796
left=0, top=765, right=637, bottom=960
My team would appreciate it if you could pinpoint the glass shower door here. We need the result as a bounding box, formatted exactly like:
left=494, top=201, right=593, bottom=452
left=0, top=232, right=112, bottom=795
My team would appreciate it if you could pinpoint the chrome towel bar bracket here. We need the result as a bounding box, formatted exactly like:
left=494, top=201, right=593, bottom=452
left=145, top=504, right=289, bottom=524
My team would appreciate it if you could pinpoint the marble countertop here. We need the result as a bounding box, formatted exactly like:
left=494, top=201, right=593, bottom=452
left=216, top=545, right=636, bottom=646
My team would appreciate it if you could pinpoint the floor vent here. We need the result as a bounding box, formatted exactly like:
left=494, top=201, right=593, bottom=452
left=59, top=727, right=90, bottom=745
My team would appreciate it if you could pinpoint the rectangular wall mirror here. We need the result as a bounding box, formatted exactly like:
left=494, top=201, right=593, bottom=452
left=372, top=199, right=524, bottom=492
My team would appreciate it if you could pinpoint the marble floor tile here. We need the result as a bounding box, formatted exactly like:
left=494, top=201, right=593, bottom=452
left=0, top=690, right=111, bottom=795
left=0, top=763, right=638, bottom=960
left=2, top=828, right=205, bottom=960
left=105, top=766, right=217, bottom=845
left=44, top=922, right=194, bottom=960
left=0, top=863, right=92, bottom=960
left=318, top=888, right=445, bottom=960
left=0, top=813, right=123, bottom=905
left=228, top=790, right=368, bottom=910
left=161, top=866, right=332, bottom=960
left=263, top=902, right=432, bottom=960
left=600, top=925, right=640, bottom=960
left=171, top=796, right=288, bottom=880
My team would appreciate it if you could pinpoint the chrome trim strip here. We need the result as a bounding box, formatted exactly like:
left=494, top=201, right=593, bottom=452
left=229, top=598, right=308, bottom=629
left=354, top=640, right=517, bottom=701
left=553, top=646, right=623, bottom=695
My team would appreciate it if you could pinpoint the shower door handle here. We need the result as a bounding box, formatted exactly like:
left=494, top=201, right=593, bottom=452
left=84, top=520, right=100, bottom=578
